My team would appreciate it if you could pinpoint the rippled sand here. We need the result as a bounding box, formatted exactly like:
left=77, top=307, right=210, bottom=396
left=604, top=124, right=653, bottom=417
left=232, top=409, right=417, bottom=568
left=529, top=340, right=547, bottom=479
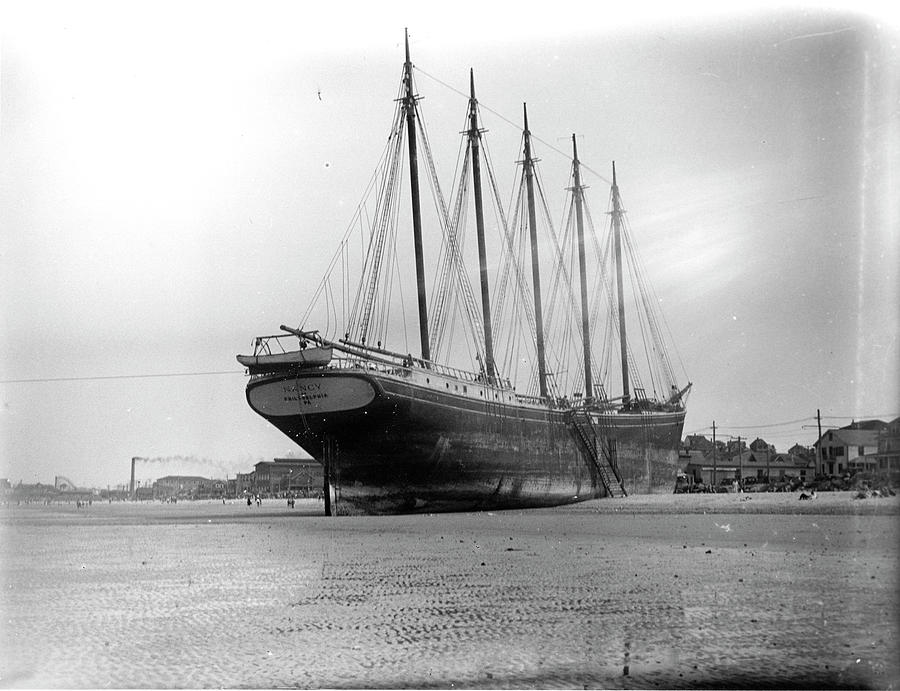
left=1, top=493, right=898, bottom=689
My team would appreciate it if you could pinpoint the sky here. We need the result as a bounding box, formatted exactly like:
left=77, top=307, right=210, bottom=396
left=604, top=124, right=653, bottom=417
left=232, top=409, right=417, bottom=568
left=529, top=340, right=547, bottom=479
left=1, top=0, right=898, bottom=488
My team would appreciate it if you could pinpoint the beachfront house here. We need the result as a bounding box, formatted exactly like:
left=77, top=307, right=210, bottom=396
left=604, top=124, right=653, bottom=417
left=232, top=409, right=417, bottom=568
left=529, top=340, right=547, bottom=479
left=814, top=421, right=886, bottom=476
left=875, top=417, right=900, bottom=476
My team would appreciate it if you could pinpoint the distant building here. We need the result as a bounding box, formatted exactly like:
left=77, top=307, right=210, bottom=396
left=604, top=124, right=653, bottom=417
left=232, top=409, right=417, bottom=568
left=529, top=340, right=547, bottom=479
left=252, top=458, right=323, bottom=496
left=235, top=472, right=254, bottom=496
left=197, top=478, right=227, bottom=498
left=684, top=449, right=813, bottom=485
left=54, top=476, right=77, bottom=491
left=814, top=420, right=886, bottom=476
left=788, top=443, right=813, bottom=459
left=153, top=475, right=209, bottom=499
left=875, top=417, right=900, bottom=475
left=749, top=438, right=773, bottom=453
left=684, top=435, right=716, bottom=454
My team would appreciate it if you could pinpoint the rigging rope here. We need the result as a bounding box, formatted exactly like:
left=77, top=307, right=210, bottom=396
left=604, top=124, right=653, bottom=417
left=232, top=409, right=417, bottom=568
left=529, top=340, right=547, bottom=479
left=292, top=62, right=689, bottom=404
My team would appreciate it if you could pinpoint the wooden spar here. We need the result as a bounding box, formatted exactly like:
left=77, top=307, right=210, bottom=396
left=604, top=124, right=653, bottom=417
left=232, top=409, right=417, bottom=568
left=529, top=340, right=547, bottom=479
left=278, top=325, right=320, bottom=341
left=572, top=135, right=593, bottom=403
left=280, top=325, right=415, bottom=367
left=611, top=161, right=631, bottom=404
left=403, top=28, right=431, bottom=362
left=522, top=104, right=548, bottom=399
left=468, top=69, right=496, bottom=382
left=338, top=336, right=425, bottom=364
left=666, top=382, right=692, bottom=405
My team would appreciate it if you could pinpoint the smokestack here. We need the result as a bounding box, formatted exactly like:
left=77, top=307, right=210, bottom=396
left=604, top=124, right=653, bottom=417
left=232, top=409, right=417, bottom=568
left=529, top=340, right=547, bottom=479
left=130, top=457, right=140, bottom=499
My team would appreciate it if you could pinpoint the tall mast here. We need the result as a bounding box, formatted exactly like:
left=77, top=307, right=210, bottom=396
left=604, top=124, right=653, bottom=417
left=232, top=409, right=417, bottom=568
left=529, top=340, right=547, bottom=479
left=572, top=135, right=592, bottom=404
left=611, top=161, right=630, bottom=404
left=468, top=69, right=496, bottom=381
left=523, top=104, right=548, bottom=399
left=402, top=28, right=431, bottom=362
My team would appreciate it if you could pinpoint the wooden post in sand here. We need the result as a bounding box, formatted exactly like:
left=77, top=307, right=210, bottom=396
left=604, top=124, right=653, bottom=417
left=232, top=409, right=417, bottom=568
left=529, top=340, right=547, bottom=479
left=323, top=436, right=333, bottom=517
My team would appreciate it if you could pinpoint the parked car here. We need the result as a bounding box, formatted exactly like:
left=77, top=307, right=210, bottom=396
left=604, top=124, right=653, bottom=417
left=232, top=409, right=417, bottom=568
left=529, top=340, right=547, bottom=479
left=716, top=478, right=737, bottom=493
left=811, top=477, right=841, bottom=491
left=769, top=478, right=797, bottom=492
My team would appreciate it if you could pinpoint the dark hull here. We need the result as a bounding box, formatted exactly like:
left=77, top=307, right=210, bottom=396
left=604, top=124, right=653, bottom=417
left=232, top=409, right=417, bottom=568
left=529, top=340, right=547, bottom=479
left=245, top=368, right=686, bottom=513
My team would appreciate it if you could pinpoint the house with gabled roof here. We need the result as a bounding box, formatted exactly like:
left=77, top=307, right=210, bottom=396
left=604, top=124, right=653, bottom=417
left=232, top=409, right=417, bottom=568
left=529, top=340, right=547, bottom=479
left=875, top=417, right=900, bottom=475
left=813, top=420, right=886, bottom=476
left=788, top=443, right=813, bottom=459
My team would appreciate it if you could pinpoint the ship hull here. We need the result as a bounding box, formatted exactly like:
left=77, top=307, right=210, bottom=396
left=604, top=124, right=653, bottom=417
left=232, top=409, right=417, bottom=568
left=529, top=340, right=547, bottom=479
left=245, top=367, right=685, bottom=513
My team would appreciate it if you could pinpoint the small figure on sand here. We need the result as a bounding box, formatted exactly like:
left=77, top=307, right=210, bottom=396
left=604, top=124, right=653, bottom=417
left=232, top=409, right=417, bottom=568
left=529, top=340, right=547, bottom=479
left=246, top=495, right=252, bottom=507
left=799, top=489, right=817, bottom=501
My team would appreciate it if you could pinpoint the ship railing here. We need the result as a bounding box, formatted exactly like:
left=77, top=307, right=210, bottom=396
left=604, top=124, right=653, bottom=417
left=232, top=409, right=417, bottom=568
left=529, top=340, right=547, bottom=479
left=328, top=353, right=517, bottom=390
left=245, top=349, right=589, bottom=411
left=332, top=355, right=599, bottom=410
left=248, top=333, right=309, bottom=356
left=513, top=393, right=547, bottom=407
left=245, top=353, right=497, bottom=387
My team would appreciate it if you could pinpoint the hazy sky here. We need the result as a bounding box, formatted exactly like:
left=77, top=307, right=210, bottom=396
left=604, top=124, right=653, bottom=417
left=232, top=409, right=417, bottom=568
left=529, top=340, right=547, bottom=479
left=2, top=1, right=898, bottom=488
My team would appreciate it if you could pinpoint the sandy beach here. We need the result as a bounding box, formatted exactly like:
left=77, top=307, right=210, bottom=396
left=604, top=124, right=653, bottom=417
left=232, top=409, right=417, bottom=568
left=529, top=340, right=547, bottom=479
left=1, top=492, right=898, bottom=689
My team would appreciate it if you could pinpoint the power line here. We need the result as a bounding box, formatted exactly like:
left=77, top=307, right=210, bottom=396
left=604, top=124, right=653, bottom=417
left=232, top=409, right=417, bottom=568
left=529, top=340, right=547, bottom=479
left=687, top=412, right=898, bottom=438
left=689, top=417, right=813, bottom=434
left=712, top=416, right=815, bottom=431
left=1, top=370, right=244, bottom=384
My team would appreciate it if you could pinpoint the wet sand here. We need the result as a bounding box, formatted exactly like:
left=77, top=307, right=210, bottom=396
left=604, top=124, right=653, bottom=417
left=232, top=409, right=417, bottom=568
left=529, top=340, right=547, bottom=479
left=1, top=492, right=898, bottom=689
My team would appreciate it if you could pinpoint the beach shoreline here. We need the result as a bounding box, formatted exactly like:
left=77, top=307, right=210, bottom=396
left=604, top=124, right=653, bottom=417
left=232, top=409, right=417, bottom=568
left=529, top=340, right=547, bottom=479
left=3, top=489, right=898, bottom=522
left=2, top=493, right=898, bottom=689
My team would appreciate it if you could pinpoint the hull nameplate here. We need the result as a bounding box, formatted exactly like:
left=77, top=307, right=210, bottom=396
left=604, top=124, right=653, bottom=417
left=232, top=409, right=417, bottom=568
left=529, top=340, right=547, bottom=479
left=247, top=375, right=376, bottom=417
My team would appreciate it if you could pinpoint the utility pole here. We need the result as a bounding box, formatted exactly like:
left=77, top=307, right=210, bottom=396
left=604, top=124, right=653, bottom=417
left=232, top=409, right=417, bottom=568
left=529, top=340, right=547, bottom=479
left=816, top=408, right=823, bottom=477
left=712, top=421, right=717, bottom=486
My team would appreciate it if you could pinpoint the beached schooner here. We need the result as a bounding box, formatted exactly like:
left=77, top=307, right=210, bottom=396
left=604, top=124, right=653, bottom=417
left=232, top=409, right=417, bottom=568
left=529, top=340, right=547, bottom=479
left=237, top=32, right=691, bottom=514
